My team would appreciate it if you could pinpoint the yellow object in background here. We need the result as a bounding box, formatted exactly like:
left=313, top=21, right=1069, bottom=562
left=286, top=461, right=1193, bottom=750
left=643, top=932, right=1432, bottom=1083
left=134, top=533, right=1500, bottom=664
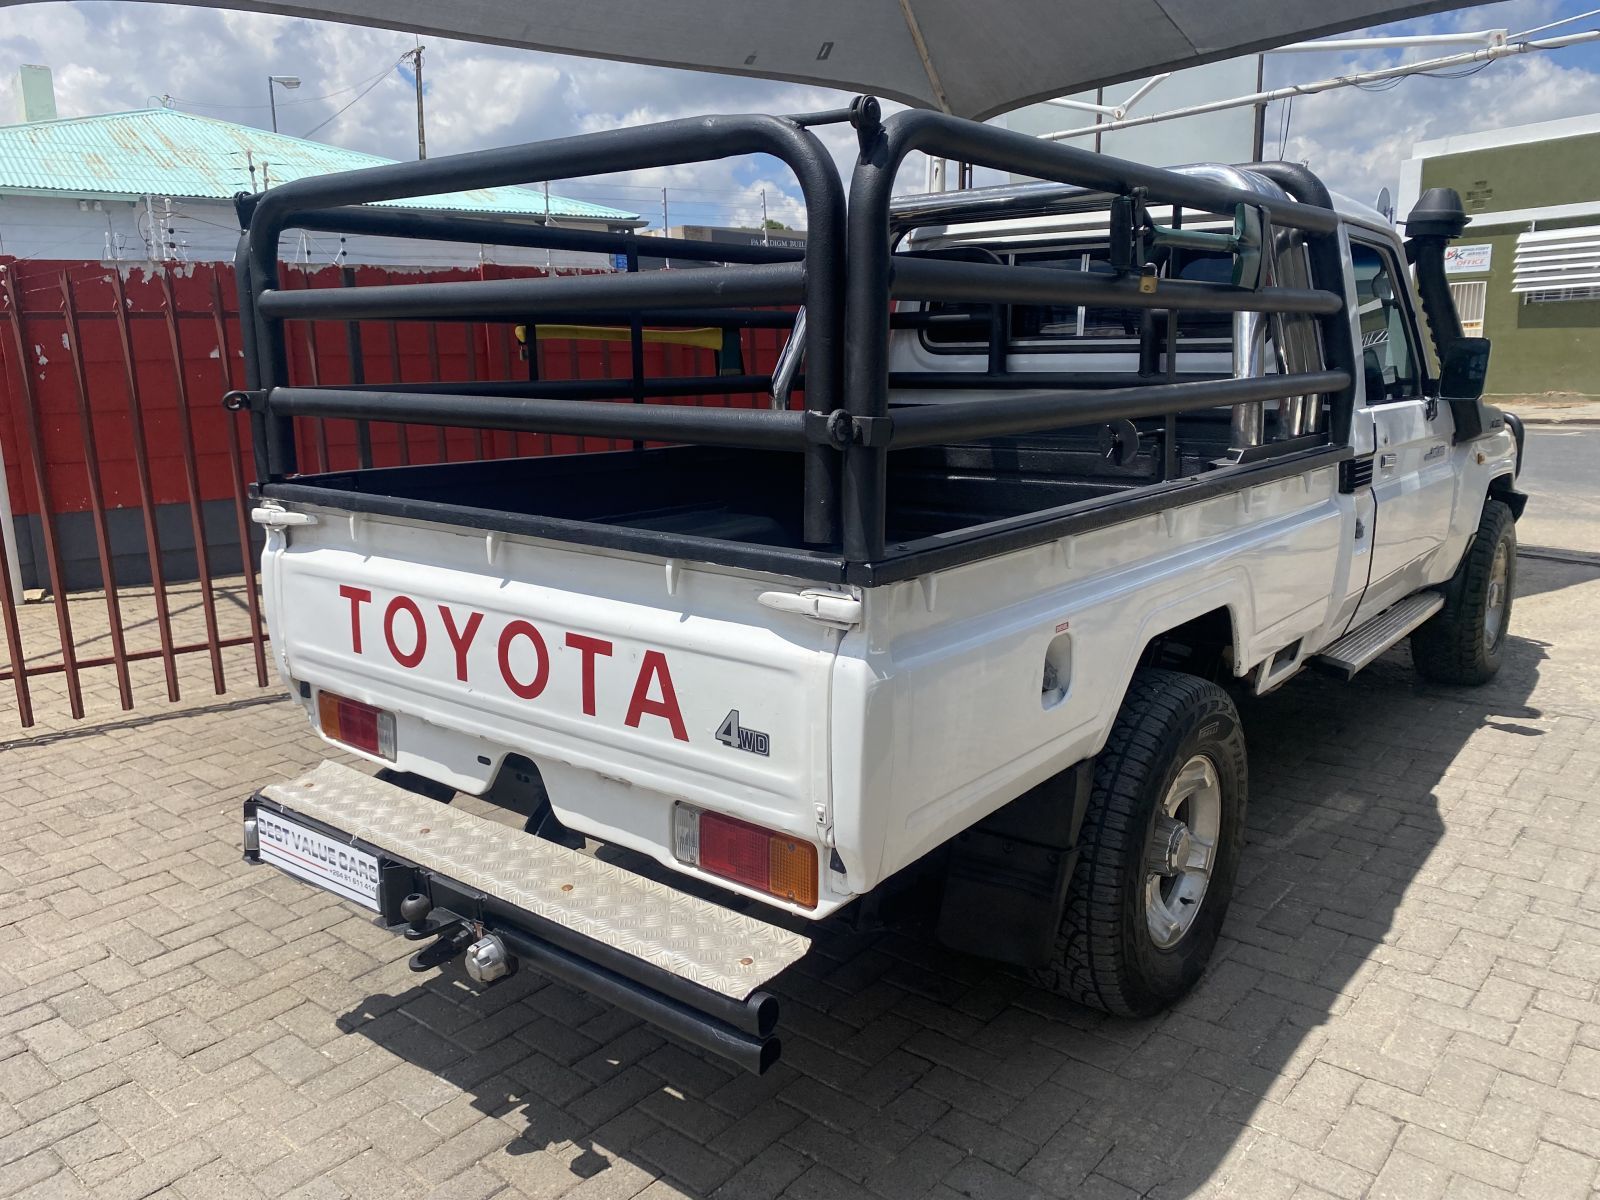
left=515, top=324, right=724, bottom=350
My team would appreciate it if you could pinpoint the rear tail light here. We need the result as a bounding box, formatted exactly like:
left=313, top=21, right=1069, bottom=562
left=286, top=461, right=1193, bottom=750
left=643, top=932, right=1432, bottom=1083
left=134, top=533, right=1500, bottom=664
left=673, top=804, right=818, bottom=908
left=317, top=690, right=396, bottom=760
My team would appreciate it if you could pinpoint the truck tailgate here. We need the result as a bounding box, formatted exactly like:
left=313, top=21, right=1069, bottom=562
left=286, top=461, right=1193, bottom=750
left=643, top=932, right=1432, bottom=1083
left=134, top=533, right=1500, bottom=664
left=260, top=505, right=840, bottom=873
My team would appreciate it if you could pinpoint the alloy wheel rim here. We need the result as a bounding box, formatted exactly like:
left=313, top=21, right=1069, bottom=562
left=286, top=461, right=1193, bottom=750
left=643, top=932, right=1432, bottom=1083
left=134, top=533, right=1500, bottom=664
left=1144, top=754, right=1221, bottom=950
left=1484, top=540, right=1510, bottom=651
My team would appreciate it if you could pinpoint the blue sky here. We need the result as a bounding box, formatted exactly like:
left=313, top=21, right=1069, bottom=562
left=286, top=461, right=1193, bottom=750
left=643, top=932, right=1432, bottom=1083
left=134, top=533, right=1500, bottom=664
left=1, top=1, right=1599, bottom=227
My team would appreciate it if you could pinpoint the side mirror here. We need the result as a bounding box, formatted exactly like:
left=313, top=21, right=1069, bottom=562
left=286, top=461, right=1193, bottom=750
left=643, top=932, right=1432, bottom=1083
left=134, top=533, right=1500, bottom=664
left=1439, top=337, right=1491, bottom=401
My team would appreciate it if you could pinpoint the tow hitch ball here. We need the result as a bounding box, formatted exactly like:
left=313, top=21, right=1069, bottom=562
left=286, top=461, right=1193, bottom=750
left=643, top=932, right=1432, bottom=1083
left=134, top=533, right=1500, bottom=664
left=397, top=893, right=517, bottom=983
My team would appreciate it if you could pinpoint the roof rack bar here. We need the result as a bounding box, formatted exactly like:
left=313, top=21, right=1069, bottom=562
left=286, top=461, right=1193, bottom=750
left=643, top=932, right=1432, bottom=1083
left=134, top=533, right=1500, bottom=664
left=887, top=370, right=1350, bottom=449
left=496, top=308, right=797, bottom=329
left=256, top=262, right=805, bottom=322
left=869, top=112, right=1340, bottom=235
left=333, top=375, right=777, bottom=399
left=889, top=371, right=1229, bottom=390
left=267, top=386, right=814, bottom=451
left=288, top=206, right=803, bottom=265
left=890, top=256, right=1342, bottom=315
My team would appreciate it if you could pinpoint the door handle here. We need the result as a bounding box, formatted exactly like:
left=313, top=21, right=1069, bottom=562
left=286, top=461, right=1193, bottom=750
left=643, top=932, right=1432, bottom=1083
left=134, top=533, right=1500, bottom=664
left=1378, top=452, right=1399, bottom=470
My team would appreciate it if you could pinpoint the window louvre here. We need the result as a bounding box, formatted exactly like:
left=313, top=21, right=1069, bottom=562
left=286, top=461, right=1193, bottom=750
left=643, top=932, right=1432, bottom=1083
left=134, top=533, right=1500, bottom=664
left=1513, top=224, right=1600, bottom=298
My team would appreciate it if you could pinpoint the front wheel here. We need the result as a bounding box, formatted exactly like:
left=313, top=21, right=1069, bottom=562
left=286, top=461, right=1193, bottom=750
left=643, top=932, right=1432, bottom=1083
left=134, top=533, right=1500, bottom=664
left=1033, top=669, right=1247, bottom=1017
left=1411, top=498, right=1515, bottom=686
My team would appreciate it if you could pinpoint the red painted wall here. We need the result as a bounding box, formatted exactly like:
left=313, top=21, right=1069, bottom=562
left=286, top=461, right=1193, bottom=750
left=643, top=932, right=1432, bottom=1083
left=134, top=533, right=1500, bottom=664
left=0, top=257, right=789, bottom=520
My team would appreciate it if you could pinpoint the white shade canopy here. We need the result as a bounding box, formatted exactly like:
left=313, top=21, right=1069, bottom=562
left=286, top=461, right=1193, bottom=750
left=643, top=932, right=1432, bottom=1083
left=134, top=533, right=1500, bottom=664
left=7, top=0, right=1489, bottom=120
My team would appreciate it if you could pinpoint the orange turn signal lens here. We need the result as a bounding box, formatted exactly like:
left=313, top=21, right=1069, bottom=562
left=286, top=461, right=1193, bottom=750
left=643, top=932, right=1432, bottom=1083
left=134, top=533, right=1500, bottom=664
left=765, top=835, right=819, bottom=908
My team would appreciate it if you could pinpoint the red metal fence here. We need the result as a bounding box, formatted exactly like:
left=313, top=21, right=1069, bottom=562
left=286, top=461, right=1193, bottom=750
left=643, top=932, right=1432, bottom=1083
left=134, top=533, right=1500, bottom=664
left=0, top=255, right=787, bottom=728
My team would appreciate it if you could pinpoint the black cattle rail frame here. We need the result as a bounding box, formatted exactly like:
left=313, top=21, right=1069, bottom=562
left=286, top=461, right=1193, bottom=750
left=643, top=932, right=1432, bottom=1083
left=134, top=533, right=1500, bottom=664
left=230, top=95, right=1353, bottom=585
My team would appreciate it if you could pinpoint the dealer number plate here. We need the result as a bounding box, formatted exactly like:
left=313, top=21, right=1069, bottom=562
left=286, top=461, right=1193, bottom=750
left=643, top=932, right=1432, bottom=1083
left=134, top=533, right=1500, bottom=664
left=255, top=809, right=381, bottom=910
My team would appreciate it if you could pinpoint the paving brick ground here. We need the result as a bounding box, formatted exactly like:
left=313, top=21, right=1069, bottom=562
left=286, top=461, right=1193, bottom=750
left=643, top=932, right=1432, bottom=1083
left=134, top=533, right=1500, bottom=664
left=0, top=555, right=1598, bottom=1199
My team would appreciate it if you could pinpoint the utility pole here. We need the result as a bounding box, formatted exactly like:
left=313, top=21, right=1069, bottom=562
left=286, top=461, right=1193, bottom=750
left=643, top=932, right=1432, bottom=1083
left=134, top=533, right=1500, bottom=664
left=407, top=45, right=427, bottom=159
left=760, top=189, right=769, bottom=244
left=661, top=187, right=670, bottom=269
left=1251, top=53, right=1266, bottom=162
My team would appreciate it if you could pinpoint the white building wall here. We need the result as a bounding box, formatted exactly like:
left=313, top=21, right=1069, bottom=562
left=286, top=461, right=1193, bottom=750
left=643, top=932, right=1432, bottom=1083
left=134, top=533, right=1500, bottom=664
left=0, top=193, right=616, bottom=270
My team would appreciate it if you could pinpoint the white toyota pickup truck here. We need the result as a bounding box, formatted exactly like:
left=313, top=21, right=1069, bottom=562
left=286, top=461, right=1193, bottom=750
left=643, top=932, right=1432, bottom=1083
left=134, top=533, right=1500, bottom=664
left=232, top=98, right=1525, bottom=1073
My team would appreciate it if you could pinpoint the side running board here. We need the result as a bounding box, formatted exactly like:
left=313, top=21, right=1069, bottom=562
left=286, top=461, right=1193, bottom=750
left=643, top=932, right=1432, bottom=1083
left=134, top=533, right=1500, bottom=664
left=1312, top=591, right=1444, bottom=680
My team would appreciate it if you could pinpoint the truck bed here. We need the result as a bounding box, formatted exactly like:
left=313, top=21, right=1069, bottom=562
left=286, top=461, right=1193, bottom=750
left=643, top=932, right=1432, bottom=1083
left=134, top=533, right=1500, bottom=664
left=266, top=412, right=1244, bottom=554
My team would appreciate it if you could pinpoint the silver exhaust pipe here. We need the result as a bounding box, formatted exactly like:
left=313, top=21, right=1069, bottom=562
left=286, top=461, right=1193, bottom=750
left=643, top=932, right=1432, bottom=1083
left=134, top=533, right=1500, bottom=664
left=1230, top=309, right=1267, bottom=449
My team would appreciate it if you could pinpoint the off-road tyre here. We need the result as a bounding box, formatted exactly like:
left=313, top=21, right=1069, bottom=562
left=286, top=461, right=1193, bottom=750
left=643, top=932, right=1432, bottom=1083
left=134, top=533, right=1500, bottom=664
left=1411, top=498, right=1515, bottom=686
left=1033, top=669, right=1247, bottom=1017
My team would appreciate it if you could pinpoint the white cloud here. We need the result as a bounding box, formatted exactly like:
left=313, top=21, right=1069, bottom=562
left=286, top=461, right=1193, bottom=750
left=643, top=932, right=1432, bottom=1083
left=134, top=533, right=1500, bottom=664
left=1260, top=0, right=1600, bottom=202
left=3, top=0, right=1600, bottom=229
left=0, top=1, right=870, bottom=228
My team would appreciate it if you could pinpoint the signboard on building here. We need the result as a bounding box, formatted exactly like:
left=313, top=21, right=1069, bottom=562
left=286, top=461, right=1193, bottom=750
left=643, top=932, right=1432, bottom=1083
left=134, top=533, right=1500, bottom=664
left=636, top=225, right=806, bottom=270
left=1444, top=243, right=1493, bottom=274
left=679, top=225, right=806, bottom=252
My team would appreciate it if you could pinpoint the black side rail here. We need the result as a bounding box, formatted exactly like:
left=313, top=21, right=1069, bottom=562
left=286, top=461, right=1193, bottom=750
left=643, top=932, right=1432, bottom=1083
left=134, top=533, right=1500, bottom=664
left=237, top=110, right=847, bottom=545
left=236, top=97, right=1353, bottom=579
left=840, top=106, right=1352, bottom=560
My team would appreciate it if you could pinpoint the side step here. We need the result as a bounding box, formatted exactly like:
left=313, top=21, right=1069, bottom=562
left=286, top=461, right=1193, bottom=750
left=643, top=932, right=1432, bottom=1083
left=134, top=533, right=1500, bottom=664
left=244, top=761, right=810, bottom=1073
left=1312, top=591, right=1444, bottom=680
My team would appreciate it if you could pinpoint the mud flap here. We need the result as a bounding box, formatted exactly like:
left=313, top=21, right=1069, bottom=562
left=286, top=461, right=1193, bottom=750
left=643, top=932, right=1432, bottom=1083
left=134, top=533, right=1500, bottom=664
left=935, top=759, right=1094, bottom=968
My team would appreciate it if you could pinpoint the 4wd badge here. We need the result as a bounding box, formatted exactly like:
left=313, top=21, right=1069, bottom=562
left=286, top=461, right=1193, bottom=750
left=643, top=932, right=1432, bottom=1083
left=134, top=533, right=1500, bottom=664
left=715, top=710, right=770, bottom=756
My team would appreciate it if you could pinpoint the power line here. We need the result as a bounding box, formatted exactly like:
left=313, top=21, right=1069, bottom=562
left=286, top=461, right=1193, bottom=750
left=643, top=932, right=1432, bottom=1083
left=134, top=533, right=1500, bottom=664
left=299, top=60, right=404, bottom=139
left=164, top=59, right=401, bottom=112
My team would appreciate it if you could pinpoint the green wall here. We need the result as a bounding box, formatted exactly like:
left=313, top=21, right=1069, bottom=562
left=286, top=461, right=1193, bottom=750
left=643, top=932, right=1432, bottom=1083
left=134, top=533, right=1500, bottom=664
left=1420, top=130, right=1600, bottom=214
left=1418, top=136, right=1600, bottom=399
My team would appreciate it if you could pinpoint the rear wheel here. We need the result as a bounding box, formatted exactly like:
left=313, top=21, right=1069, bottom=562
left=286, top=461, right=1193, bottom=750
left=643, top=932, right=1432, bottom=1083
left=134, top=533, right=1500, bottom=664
left=1033, top=669, right=1247, bottom=1017
left=1411, top=498, right=1515, bottom=686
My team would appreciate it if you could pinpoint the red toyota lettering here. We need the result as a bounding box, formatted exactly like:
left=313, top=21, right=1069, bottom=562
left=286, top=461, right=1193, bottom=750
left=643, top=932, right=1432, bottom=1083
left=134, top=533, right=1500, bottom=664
left=339, top=585, right=372, bottom=654
left=625, top=650, right=687, bottom=741
left=384, top=596, right=427, bottom=669
left=565, top=633, right=613, bottom=716
left=439, top=606, right=484, bottom=682
left=498, top=620, right=550, bottom=699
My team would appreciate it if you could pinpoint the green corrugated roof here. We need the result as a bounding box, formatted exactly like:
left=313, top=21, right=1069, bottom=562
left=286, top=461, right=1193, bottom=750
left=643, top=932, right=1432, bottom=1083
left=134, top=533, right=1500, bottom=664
left=0, top=107, right=637, bottom=222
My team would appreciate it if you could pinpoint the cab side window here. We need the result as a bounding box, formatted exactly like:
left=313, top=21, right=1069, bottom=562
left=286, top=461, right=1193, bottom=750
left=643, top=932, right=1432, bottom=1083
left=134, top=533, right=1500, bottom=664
left=1350, top=242, right=1422, bottom=402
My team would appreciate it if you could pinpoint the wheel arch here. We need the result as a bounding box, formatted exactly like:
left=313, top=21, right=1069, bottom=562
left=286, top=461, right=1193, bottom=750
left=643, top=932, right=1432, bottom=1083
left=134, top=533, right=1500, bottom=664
left=1135, top=604, right=1241, bottom=683
left=1081, top=588, right=1248, bottom=767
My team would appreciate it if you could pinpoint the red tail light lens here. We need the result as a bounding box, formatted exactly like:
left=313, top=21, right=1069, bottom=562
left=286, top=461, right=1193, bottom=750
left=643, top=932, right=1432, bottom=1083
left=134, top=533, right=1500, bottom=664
left=700, top=814, right=770, bottom=892
left=673, top=804, right=818, bottom=908
left=316, top=690, right=396, bottom=760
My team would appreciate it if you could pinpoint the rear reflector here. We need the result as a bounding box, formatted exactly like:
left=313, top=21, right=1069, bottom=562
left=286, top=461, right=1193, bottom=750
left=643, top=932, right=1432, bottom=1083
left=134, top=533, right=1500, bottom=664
left=316, top=690, right=396, bottom=761
left=673, top=804, right=818, bottom=909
